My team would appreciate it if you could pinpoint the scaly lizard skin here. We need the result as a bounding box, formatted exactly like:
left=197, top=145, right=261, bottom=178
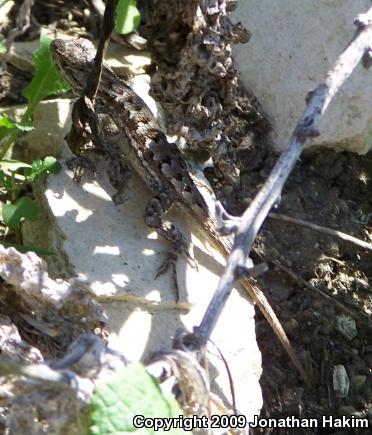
left=51, top=38, right=224, bottom=260
left=51, top=38, right=304, bottom=377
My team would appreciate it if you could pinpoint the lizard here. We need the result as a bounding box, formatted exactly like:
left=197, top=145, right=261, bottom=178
left=50, top=37, right=306, bottom=380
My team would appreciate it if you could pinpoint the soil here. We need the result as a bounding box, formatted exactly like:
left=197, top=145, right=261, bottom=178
left=242, top=147, right=372, bottom=434
left=0, top=1, right=371, bottom=434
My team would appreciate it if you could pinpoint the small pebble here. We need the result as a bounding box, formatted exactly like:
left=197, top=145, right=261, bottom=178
left=335, top=314, right=358, bottom=341
left=333, top=365, right=349, bottom=398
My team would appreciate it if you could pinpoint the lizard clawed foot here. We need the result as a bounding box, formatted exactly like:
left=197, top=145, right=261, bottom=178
left=66, top=155, right=97, bottom=184
left=155, top=251, right=180, bottom=302
left=185, top=248, right=198, bottom=271
left=107, top=158, right=132, bottom=205
left=155, top=245, right=199, bottom=303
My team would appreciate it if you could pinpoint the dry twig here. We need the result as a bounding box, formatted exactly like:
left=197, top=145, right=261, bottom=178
left=271, top=259, right=371, bottom=327
left=269, top=212, right=372, bottom=252
left=194, top=6, right=372, bottom=379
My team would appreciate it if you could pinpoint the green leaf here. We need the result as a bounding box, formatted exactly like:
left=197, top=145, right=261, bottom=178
left=115, top=0, right=141, bottom=35
left=0, top=35, right=69, bottom=161
left=39, top=156, right=61, bottom=173
left=0, top=116, right=16, bottom=131
left=2, top=197, right=38, bottom=229
left=89, top=363, right=183, bottom=435
left=0, top=116, right=33, bottom=142
left=25, top=156, right=61, bottom=181
left=22, top=34, right=70, bottom=107
left=0, top=115, right=15, bottom=139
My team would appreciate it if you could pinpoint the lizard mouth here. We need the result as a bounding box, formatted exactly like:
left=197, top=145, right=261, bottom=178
left=51, top=38, right=97, bottom=93
left=50, top=39, right=66, bottom=70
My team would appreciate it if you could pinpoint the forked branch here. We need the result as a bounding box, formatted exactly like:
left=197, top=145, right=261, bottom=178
left=195, top=7, right=372, bottom=353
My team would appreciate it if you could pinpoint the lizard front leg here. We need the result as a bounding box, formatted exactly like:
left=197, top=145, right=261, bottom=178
left=95, top=112, right=132, bottom=205
left=67, top=99, right=132, bottom=204
left=65, top=96, right=100, bottom=182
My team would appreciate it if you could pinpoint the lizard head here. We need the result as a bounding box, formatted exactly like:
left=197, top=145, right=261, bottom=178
left=51, top=38, right=96, bottom=92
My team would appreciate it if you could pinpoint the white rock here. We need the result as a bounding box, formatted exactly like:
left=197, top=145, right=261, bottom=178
left=3, top=46, right=262, bottom=416
left=21, top=142, right=263, bottom=418
left=333, top=364, right=350, bottom=398
left=232, top=0, right=372, bottom=154
left=0, top=314, right=43, bottom=364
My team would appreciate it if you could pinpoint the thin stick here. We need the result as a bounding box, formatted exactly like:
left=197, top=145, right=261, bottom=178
left=195, top=7, right=372, bottom=379
left=85, top=0, right=118, bottom=102
left=271, top=259, right=371, bottom=327
left=269, top=212, right=372, bottom=252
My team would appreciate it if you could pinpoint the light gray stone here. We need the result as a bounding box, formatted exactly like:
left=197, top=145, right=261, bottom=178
left=333, top=364, right=350, bottom=398
left=232, top=0, right=372, bottom=153
left=21, top=133, right=263, bottom=418
left=50, top=164, right=261, bottom=417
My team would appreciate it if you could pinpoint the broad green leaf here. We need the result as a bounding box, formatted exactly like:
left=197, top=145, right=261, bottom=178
left=2, top=197, right=38, bottom=229
left=89, top=363, right=183, bottom=435
left=0, top=117, right=33, bottom=132
left=115, top=0, right=141, bottom=35
left=0, top=116, right=33, bottom=144
left=0, top=35, right=69, bottom=160
left=0, top=116, right=33, bottom=143
left=38, top=156, right=61, bottom=173
left=25, top=156, right=61, bottom=181
left=0, top=116, right=15, bottom=130
left=22, top=34, right=70, bottom=107
left=0, top=115, right=15, bottom=139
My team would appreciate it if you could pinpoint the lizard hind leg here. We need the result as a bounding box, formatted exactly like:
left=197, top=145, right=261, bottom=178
left=144, top=193, right=196, bottom=301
